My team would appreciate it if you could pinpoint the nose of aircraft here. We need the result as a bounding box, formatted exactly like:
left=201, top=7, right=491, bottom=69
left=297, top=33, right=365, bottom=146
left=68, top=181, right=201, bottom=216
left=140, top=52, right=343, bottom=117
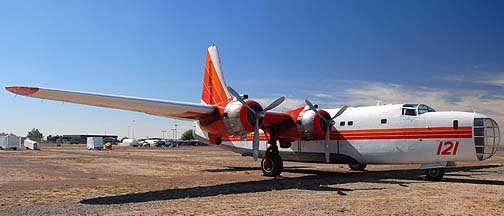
left=473, top=115, right=501, bottom=161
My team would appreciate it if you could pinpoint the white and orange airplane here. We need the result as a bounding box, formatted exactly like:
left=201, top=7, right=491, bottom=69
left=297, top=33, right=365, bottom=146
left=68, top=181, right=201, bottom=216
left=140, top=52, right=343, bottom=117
left=6, top=45, right=501, bottom=181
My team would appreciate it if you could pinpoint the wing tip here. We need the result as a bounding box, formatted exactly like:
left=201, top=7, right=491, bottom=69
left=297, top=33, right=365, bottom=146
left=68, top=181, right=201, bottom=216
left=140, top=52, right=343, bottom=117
left=5, top=86, right=39, bottom=96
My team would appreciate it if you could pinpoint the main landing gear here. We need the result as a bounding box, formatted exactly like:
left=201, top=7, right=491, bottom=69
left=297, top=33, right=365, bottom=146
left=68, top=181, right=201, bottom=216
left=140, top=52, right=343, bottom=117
left=424, top=167, right=445, bottom=181
left=260, top=127, right=284, bottom=177
left=261, top=145, right=283, bottom=177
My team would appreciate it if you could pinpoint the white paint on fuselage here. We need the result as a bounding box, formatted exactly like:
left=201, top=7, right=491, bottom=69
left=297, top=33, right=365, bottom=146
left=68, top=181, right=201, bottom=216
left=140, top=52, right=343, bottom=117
left=218, top=104, right=500, bottom=164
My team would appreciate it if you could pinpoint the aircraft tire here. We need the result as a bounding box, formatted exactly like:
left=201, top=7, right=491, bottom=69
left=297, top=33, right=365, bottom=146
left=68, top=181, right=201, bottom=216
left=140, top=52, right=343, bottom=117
left=261, top=155, right=283, bottom=177
left=348, top=163, right=367, bottom=171
left=425, top=168, right=445, bottom=181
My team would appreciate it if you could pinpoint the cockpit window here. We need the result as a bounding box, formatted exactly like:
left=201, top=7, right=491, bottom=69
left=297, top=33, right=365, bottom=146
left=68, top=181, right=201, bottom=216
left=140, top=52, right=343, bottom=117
left=418, top=104, right=436, bottom=114
left=402, top=104, right=436, bottom=116
left=402, top=108, right=417, bottom=116
left=402, top=104, right=417, bottom=116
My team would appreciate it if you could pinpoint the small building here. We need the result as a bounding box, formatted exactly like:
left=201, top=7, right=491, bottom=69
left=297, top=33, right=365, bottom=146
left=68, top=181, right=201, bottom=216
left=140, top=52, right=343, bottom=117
left=87, top=137, right=104, bottom=150
left=0, top=135, right=21, bottom=150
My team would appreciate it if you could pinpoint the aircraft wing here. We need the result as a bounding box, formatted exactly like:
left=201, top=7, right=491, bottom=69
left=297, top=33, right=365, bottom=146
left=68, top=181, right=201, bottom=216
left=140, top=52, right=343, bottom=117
left=5, top=86, right=216, bottom=120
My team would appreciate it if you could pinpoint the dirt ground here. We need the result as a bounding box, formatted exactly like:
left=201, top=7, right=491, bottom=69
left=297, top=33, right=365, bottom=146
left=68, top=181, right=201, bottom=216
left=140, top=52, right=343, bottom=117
left=0, top=145, right=503, bottom=216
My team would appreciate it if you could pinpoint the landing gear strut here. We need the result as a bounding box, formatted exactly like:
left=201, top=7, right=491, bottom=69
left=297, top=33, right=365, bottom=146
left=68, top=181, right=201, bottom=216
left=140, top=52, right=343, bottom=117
left=261, top=145, right=283, bottom=177
left=425, top=167, right=445, bottom=181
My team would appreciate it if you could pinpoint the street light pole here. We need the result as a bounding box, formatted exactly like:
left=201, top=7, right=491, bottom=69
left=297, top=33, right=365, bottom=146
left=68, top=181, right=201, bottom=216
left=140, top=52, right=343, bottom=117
left=132, top=120, right=136, bottom=139
left=174, top=124, right=178, bottom=139
left=161, top=130, right=167, bottom=139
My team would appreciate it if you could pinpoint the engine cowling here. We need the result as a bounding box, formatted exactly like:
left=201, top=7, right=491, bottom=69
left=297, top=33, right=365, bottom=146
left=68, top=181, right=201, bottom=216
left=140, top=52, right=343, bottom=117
left=296, top=106, right=331, bottom=140
left=222, top=100, right=263, bottom=136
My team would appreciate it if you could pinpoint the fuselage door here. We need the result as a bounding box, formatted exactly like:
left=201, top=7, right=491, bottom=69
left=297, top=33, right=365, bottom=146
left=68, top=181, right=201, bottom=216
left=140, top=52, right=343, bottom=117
left=400, top=105, right=428, bottom=152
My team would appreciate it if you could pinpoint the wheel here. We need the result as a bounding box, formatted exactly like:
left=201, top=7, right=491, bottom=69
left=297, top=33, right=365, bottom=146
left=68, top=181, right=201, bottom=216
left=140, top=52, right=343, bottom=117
left=425, top=168, right=445, bottom=181
left=348, top=163, right=367, bottom=171
left=261, top=155, right=283, bottom=177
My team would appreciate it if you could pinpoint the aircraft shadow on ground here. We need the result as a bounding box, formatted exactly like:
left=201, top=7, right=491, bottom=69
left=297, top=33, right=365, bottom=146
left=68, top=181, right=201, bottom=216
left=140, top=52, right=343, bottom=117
left=80, top=164, right=502, bottom=205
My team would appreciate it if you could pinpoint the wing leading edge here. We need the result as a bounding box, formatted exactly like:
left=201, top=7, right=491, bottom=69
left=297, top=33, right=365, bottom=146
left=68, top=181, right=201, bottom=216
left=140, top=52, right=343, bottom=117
left=6, top=86, right=216, bottom=120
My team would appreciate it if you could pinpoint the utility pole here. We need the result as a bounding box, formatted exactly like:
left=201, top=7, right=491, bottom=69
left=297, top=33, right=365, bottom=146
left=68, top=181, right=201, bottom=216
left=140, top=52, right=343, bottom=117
left=174, top=124, right=178, bottom=139
left=128, top=126, right=131, bottom=138
left=132, top=120, right=136, bottom=139
left=171, top=129, right=176, bottom=139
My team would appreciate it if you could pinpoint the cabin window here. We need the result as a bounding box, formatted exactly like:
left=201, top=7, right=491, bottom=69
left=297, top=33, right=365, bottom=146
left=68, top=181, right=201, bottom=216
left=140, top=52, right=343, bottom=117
left=340, top=121, right=345, bottom=126
left=381, top=119, right=387, bottom=124
left=348, top=121, right=353, bottom=126
left=453, top=120, right=459, bottom=129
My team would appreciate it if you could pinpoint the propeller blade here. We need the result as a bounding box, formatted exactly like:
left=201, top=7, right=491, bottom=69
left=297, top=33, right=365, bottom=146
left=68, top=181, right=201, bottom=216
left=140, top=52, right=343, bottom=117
left=332, top=105, right=348, bottom=119
left=263, top=96, right=285, bottom=111
left=305, top=99, right=329, bottom=123
left=252, top=118, right=260, bottom=161
left=227, top=86, right=255, bottom=114
left=324, top=124, right=331, bottom=163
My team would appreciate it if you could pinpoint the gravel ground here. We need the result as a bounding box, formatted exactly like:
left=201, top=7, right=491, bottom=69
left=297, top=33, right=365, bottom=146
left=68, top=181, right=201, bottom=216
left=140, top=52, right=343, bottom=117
left=0, top=145, right=503, bottom=216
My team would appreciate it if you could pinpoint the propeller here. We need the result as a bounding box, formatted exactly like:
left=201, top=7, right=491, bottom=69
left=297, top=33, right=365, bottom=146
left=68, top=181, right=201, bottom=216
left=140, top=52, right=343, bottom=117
left=227, top=86, right=285, bottom=161
left=305, top=99, right=348, bottom=163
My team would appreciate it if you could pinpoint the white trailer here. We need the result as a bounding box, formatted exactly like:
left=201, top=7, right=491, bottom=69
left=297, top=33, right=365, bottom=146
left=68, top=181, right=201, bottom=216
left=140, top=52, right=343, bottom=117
left=87, top=137, right=103, bottom=150
left=23, top=139, right=40, bottom=150
left=0, top=135, right=20, bottom=150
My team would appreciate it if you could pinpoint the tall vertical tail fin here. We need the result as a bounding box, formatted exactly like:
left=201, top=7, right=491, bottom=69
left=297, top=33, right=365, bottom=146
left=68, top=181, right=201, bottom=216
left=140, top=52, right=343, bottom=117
left=201, top=45, right=230, bottom=105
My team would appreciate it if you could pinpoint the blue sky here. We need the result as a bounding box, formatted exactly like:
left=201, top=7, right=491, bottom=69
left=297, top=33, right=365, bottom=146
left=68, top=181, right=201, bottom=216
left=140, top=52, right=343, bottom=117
left=1, top=0, right=503, bottom=139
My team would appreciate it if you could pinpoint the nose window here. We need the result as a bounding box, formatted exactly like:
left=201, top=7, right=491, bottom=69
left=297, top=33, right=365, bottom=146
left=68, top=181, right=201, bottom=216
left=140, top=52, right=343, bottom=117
left=473, top=118, right=500, bottom=161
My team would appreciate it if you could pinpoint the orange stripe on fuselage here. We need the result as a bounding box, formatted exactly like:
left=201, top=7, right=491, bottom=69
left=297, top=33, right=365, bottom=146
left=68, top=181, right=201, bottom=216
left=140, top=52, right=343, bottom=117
left=336, top=126, right=472, bottom=134
left=221, top=126, right=473, bottom=142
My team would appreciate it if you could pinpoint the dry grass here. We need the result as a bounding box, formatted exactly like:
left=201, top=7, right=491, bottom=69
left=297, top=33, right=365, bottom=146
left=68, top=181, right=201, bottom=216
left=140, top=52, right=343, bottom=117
left=0, top=145, right=503, bottom=215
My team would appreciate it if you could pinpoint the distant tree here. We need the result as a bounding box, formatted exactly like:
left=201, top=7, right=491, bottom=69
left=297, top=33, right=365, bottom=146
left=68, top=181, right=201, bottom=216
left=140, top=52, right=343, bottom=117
left=54, top=135, right=63, bottom=143
left=27, top=128, right=43, bottom=142
left=70, top=135, right=82, bottom=144
left=180, top=130, right=194, bottom=141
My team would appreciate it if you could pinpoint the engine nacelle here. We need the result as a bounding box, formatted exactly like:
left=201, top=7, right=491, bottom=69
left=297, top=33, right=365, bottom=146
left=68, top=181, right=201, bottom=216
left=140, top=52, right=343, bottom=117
left=296, top=107, right=330, bottom=140
left=222, top=100, right=263, bottom=136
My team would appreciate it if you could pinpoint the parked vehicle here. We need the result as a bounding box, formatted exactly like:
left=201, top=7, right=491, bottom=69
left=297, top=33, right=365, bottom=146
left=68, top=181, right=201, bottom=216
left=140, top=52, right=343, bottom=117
left=138, top=141, right=150, bottom=147
left=156, top=140, right=167, bottom=147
